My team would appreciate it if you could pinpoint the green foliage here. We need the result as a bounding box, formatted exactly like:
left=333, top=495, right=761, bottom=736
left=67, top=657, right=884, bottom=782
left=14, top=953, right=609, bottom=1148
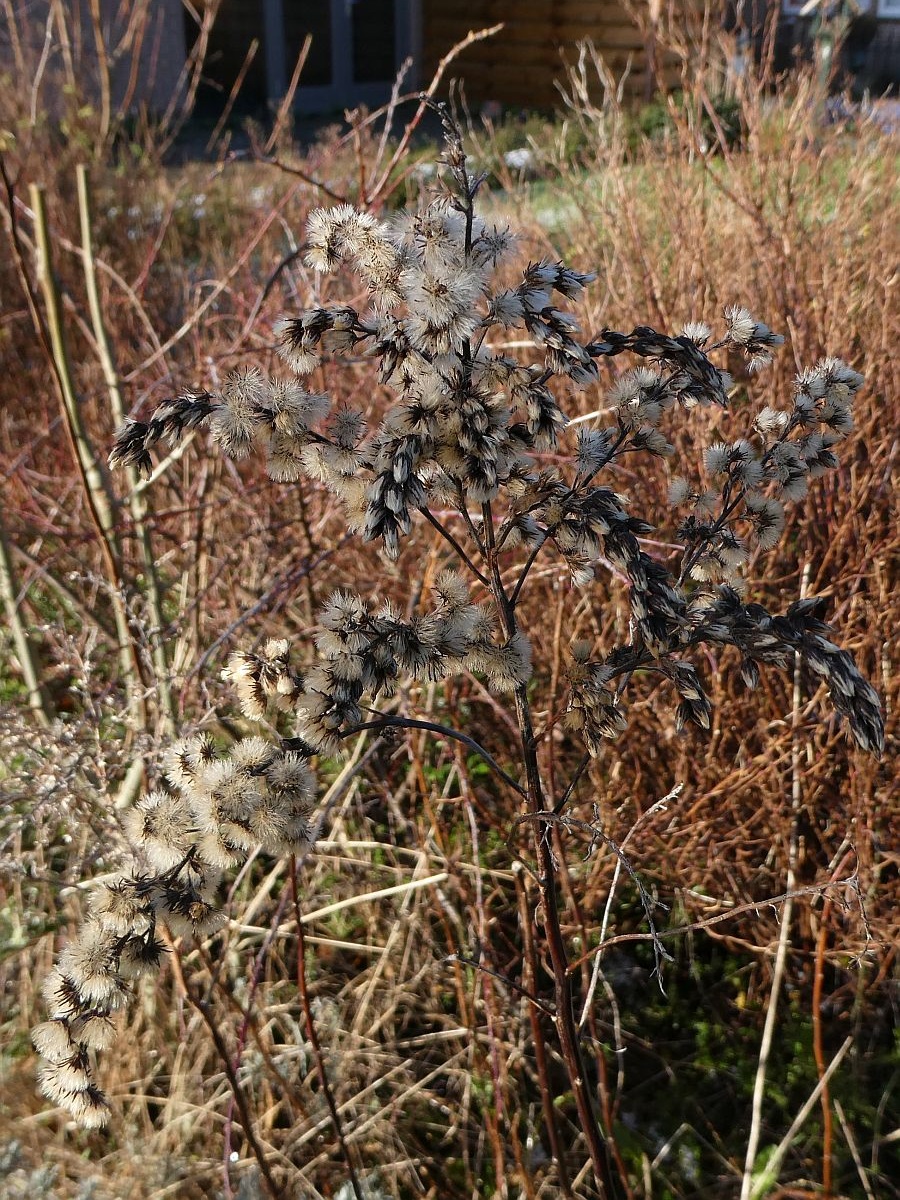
left=630, top=91, right=744, bottom=153
left=0, top=658, right=28, bottom=706
left=474, top=109, right=590, bottom=173
left=605, top=911, right=898, bottom=1193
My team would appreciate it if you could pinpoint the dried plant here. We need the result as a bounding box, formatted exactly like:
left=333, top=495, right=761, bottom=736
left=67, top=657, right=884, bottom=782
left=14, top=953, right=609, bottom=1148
left=34, top=106, right=883, bottom=1196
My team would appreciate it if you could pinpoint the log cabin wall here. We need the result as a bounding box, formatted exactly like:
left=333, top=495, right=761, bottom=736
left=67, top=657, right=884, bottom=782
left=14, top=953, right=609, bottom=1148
left=420, top=0, right=705, bottom=108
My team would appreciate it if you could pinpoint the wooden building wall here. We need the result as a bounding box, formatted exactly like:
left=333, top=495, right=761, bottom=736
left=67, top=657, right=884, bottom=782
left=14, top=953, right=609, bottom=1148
left=420, top=0, right=699, bottom=109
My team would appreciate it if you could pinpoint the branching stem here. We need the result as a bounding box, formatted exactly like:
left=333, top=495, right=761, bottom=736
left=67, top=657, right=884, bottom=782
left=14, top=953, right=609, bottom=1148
left=346, top=716, right=526, bottom=798
left=419, top=505, right=491, bottom=586
left=482, top=496, right=621, bottom=1197
left=446, top=952, right=556, bottom=1019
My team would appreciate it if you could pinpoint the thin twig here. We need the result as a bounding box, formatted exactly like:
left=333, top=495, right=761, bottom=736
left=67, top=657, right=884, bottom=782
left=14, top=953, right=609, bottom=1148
left=555, top=752, right=591, bottom=814
left=747, top=1038, right=854, bottom=1200
left=582, top=785, right=683, bottom=1025
left=206, top=37, right=259, bottom=155
left=189, top=537, right=350, bottom=679
left=126, top=180, right=307, bottom=379
left=76, top=163, right=175, bottom=732
left=346, top=716, right=526, bottom=798
left=513, top=809, right=673, bottom=982
left=445, top=951, right=556, bottom=1019
left=263, top=34, right=311, bottom=156
left=510, top=532, right=550, bottom=607
left=251, top=153, right=349, bottom=204
left=739, top=562, right=810, bottom=1200
left=420, top=505, right=491, bottom=586
left=221, top=885, right=292, bottom=1195
left=833, top=1098, right=876, bottom=1200
left=290, top=856, right=366, bottom=1200
left=239, top=244, right=306, bottom=341
left=171, top=950, right=281, bottom=1200
left=363, top=24, right=506, bottom=206
left=568, top=875, right=861, bottom=971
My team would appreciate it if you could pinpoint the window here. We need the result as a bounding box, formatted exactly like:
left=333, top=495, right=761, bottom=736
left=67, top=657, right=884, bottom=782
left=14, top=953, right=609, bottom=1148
left=282, top=0, right=418, bottom=114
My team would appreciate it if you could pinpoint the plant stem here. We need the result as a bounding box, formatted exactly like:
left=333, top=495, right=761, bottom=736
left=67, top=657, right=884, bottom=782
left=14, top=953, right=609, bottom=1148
left=290, top=856, right=366, bottom=1200
left=29, top=182, right=148, bottom=727
left=739, top=563, right=809, bottom=1200
left=515, top=687, right=620, bottom=1198
left=76, top=163, right=175, bottom=733
left=515, top=868, right=574, bottom=1198
left=172, top=956, right=281, bottom=1200
left=419, top=505, right=491, bottom=586
left=482, top=499, right=620, bottom=1198
left=0, top=515, right=52, bottom=725
left=347, top=716, right=527, bottom=798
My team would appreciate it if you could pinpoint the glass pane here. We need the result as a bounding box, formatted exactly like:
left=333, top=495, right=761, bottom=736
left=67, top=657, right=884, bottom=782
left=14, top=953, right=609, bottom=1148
left=190, top=1, right=267, bottom=108
left=284, top=2, right=333, bottom=88
left=352, top=0, right=396, bottom=84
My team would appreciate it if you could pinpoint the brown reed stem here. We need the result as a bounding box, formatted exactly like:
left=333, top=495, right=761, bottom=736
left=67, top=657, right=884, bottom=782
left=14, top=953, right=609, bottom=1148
left=155, top=0, right=216, bottom=159
left=482, top=498, right=620, bottom=1198
left=289, top=855, right=366, bottom=1200
left=515, top=867, right=574, bottom=1198
left=75, top=162, right=176, bottom=729
left=76, top=163, right=175, bottom=733
left=263, top=33, right=311, bottom=157
left=189, top=992, right=282, bottom=1200
left=0, top=514, right=52, bottom=725
left=27, top=180, right=147, bottom=727
left=813, top=899, right=834, bottom=1196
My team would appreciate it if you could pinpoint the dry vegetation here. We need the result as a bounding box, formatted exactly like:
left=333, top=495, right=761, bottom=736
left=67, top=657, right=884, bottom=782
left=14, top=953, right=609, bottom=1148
left=1, top=8, right=897, bottom=1200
